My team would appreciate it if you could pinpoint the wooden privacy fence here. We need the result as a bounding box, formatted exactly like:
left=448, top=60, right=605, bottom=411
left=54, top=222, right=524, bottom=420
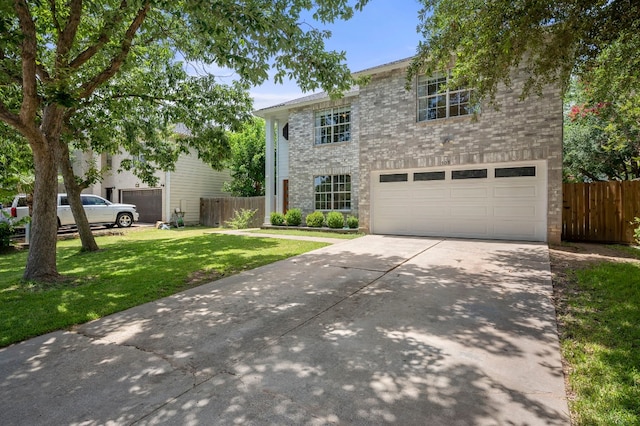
left=200, top=196, right=265, bottom=228
left=562, top=181, right=640, bottom=244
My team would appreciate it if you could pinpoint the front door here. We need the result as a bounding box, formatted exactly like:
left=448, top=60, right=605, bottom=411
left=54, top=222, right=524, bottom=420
left=282, top=179, right=289, bottom=214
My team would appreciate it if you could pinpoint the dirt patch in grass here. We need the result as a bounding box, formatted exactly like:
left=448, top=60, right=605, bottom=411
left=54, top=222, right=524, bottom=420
left=186, top=269, right=224, bottom=286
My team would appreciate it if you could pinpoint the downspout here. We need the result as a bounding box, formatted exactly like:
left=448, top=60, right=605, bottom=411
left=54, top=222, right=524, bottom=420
left=165, top=171, right=171, bottom=222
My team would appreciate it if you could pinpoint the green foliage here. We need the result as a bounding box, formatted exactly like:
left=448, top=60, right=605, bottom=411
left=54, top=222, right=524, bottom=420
left=270, top=212, right=286, bottom=226
left=284, top=208, right=302, bottom=226
left=346, top=215, right=359, bottom=229
left=560, top=262, right=640, bottom=424
left=223, top=118, right=266, bottom=196
left=634, top=218, right=640, bottom=245
left=0, top=211, right=29, bottom=248
left=224, top=209, right=257, bottom=229
left=306, top=211, right=325, bottom=228
left=409, top=0, right=640, bottom=103
left=564, top=78, right=640, bottom=181
left=0, top=124, right=33, bottom=199
left=326, top=211, right=345, bottom=229
left=0, top=223, right=12, bottom=248
left=0, top=228, right=327, bottom=347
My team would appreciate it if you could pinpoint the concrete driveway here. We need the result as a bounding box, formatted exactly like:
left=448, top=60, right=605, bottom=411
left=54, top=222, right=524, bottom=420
left=0, top=236, right=569, bottom=425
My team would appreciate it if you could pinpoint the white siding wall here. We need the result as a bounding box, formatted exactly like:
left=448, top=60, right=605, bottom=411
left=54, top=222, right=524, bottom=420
left=100, top=152, right=165, bottom=200
left=169, top=149, right=232, bottom=224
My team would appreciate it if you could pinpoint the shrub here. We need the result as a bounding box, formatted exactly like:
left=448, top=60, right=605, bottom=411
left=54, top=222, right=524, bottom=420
left=306, top=211, right=325, bottom=227
left=634, top=217, right=640, bottom=245
left=326, top=211, right=345, bottom=229
left=346, top=215, right=359, bottom=229
left=225, top=208, right=257, bottom=229
left=284, top=208, right=302, bottom=226
left=270, top=211, right=285, bottom=226
left=0, top=222, right=12, bottom=247
left=0, top=211, right=29, bottom=247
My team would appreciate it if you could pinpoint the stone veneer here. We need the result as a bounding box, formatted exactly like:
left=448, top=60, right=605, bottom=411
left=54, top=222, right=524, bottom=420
left=285, top=65, right=563, bottom=243
left=287, top=98, right=360, bottom=218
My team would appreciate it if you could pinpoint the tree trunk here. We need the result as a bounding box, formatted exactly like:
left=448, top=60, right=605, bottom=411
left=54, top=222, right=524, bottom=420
left=23, top=141, right=60, bottom=281
left=59, top=141, right=99, bottom=252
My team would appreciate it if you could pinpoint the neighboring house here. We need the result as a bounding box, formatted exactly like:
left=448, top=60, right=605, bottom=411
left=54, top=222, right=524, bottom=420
left=72, top=148, right=231, bottom=224
left=255, top=57, right=562, bottom=243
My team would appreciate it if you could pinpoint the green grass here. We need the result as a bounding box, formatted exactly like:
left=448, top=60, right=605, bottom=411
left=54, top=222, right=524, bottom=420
left=248, top=228, right=364, bottom=240
left=0, top=227, right=327, bottom=347
left=559, top=261, right=640, bottom=425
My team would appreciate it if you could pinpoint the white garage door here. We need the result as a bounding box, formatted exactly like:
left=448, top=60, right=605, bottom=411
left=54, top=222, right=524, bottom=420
left=371, top=161, right=547, bottom=242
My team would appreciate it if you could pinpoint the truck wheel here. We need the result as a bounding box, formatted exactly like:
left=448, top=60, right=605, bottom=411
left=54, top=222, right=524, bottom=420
left=116, top=213, right=133, bottom=228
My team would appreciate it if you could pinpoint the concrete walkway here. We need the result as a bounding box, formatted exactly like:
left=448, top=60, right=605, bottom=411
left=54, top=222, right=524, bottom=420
left=0, top=236, right=569, bottom=425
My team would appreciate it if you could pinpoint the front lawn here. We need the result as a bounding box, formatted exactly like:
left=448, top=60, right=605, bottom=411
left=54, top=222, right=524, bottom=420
left=0, top=227, right=327, bottom=347
left=556, top=258, right=640, bottom=424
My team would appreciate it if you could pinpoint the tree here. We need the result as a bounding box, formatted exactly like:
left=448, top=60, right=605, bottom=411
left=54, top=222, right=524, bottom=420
left=0, top=124, right=33, bottom=201
left=223, top=117, right=266, bottom=197
left=408, top=0, right=640, bottom=102
left=1, top=0, right=369, bottom=281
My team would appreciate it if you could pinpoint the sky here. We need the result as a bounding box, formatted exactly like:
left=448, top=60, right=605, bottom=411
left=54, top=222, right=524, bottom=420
left=214, top=0, right=424, bottom=111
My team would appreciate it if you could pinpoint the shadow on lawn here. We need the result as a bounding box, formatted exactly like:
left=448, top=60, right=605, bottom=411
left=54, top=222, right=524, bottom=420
left=0, top=236, right=569, bottom=425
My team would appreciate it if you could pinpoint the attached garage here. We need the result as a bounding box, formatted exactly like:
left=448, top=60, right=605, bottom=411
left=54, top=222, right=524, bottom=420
left=121, top=188, right=162, bottom=223
left=371, top=161, right=547, bottom=242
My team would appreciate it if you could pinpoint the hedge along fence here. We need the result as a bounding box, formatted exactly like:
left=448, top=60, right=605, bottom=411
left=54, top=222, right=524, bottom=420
left=200, top=197, right=265, bottom=228
left=562, top=181, right=640, bottom=244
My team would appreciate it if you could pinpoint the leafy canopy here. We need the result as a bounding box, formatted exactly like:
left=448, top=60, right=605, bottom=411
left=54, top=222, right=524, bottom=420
left=223, top=117, right=266, bottom=197
left=409, top=0, right=640, bottom=102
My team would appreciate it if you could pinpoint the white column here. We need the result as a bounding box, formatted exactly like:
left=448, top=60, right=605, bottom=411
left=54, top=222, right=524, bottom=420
left=264, top=117, right=275, bottom=225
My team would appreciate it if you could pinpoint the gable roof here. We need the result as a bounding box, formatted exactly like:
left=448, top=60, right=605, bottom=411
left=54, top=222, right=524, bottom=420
left=254, top=57, right=413, bottom=116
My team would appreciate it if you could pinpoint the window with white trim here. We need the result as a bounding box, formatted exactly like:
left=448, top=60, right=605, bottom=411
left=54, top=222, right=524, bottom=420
left=314, top=174, right=351, bottom=210
left=314, top=107, right=351, bottom=145
left=417, top=72, right=473, bottom=121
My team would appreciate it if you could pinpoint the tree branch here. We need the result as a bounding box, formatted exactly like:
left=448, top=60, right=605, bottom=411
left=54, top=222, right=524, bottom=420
left=48, top=0, right=62, bottom=35
left=14, top=0, right=39, bottom=124
left=55, top=0, right=83, bottom=70
left=79, top=1, right=151, bottom=99
left=68, top=0, right=129, bottom=70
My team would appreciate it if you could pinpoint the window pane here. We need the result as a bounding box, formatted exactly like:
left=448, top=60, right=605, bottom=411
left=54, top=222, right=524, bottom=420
left=495, top=166, right=536, bottom=178
left=414, top=171, right=446, bottom=181
left=380, top=173, right=408, bottom=183
left=452, top=169, right=488, bottom=179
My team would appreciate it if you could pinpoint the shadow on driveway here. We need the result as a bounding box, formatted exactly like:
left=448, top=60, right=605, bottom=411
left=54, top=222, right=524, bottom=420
left=0, top=236, right=569, bottom=425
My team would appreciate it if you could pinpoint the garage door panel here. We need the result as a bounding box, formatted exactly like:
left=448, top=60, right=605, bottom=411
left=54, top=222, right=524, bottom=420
left=451, top=187, right=489, bottom=199
left=494, top=222, right=544, bottom=239
left=451, top=205, right=489, bottom=217
left=492, top=205, right=539, bottom=218
left=413, top=188, right=450, bottom=199
left=451, top=220, right=490, bottom=236
left=493, top=185, right=538, bottom=198
left=411, top=219, right=449, bottom=234
left=371, top=161, right=547, bottom=242
left=409, top=205, right=449, bottom=217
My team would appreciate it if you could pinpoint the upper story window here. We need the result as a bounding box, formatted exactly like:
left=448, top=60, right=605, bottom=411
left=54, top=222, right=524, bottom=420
left=315, top=106, right=351, bottom=145
left=417, top=72, right=473, bottom=122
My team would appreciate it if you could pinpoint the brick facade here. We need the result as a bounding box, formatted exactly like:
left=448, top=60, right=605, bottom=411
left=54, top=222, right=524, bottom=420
left=268, top=62, right=563, bottom=244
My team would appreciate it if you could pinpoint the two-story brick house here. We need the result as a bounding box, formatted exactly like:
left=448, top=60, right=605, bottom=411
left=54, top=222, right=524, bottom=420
left=255, top=57, right=562, bottom=243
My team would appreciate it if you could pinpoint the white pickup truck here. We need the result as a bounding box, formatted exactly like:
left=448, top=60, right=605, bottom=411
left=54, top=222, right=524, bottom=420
left=2, top=194, right=139, bottom=228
